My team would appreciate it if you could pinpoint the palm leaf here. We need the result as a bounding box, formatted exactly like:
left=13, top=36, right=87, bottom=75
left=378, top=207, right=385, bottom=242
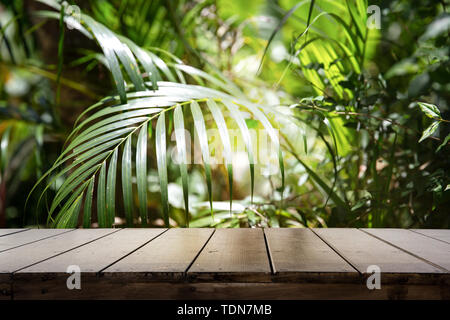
left=156, top=112, right=169, bottom=226
left=136, top=123, right=148, bottom=226
left=122, top=137, right=134, bottom=226
left=174, top=105, right=190, bottom=226
left=30, top=1, right=286, bottom=227
left=34, top=82, right=285, bottom=227
left=190, top=101, right=213, bottom=216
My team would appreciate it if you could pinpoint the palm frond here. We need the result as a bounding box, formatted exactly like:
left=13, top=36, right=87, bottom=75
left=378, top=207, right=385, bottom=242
left=27, top=0, right=285, bottom=228
left=33, top=81, right=284, bottom=227
left=35, top=0, right=240, bottom=100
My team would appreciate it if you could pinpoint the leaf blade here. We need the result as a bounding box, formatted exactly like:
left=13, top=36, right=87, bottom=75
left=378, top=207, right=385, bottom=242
left=97, top=162, right=107, bottom=227
left=136, top=122, right=148, bottom=226
left=174, top=105, right=190, bottom=226
left=156, top=112, right=169, bottom=227
left=419, top=121, right=440, bottom=143
left=122, top=136, right=134, bottom=226
left=106, top=148, right=118, bottom=226
left=190, top=101, right=213, bottom=215
left=83, top=176, right=95, bottom=228
left=206, top=99, right=233, bottom=211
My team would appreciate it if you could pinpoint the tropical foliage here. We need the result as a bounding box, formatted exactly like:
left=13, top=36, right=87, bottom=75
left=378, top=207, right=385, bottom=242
left=0, top=0, right=448, bottom=228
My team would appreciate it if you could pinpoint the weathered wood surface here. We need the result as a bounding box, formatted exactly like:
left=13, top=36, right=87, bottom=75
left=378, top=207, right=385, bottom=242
left=313, top=228, right=443, bottom=275
left=0, top=229, right=29, bottom=237
left=264, top=228, right=358, bottom=282
left=103, top=228, right=213, bottom=278
left=17, top=229, right=165, bottom=273
left=0, top=228, right=448, bottom=300
left=362, top=229, right=450, bottom=271
left=411, top=229, right=450, bottom=245
left=187, top=228, right=271, bottom=282
left=0, top=229, right=117, bottom=273
left=0, top=229, right=71, bottom=253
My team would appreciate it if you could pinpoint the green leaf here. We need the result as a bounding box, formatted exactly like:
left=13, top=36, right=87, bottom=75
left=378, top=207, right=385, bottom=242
left=65, top=117, right=150, bottom=156
left=190, top=101, right=213, bottom=216
left=174, top=105, right=190, bottom=226
left=97, top=162, right=107, bottom=227
left=421, top=14, right=450, bottom=41
left=418, top=102, right=441, bottom=119
left=206, top=99, right=233, bottom=212
left=81, top=15, right=127, bottom=103
left=56, top=189, right=84, bottom=228
left=122, top=136, right=134, bottom=226
left=295, top=156, right=350, bottom=212
left=55, top=2, right=65, bottom=108
left=258, top=0, right=309, bottom=73
left=49, top=154, right=107, bottom=216
left=174, top=63, right=242, bottom=98
left=52, top=182, right=87, bottom=227
left=222, top=100, right=255, bottom=202
left=419, top=121, right=440, bottom=143
left=245, top=119, right=259, bottom=129
left=0, top=126, right=11, bottom=172
left=32, top=78, right=286, bottom=228
left=72, top=100, right=168, bottom=137
left=122, top=38, right=160, bottom=90
left=436, top=133, right=450, bottom=153
left=136, top=122, right=148, bottom=226
left=70, top=109, right=161, bottom=146
left=239, top=100, right=285, bottom=197
left=156, top=112, right=169, bottom=227
left=83, top=176, right=95, bottom=228
left=148, top=51, right=176, bottom=82
left=106, top=148, right=118, bottom=226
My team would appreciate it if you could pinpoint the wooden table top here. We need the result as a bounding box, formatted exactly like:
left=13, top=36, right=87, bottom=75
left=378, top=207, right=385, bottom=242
left=0, top=228, right=449, bottom=300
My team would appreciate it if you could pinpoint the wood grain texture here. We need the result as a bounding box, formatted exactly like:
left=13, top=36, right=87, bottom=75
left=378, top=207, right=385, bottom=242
left=312, top=228, right=442, bottom=274
left=4, top=228, right=450, bottom=300
left=411, top=229, right=450, bottom=244
left=0, top=274, right=12, bottom=300
left=12, top=278, right=450, bottom=300
left=187, top=228, right=271, bottom=282
left=17, top=229, right=165, bottom=274
left=102, top=228, right=213, bottom=280
left=0, top=229, right=72, bottom=252
left=362, top=229, right=450, bottom=272
left=0, top=229, right=117, bottom=273
left=265, top=228, right=358, bottom=282
left=0, top=229, right=29, bottom=237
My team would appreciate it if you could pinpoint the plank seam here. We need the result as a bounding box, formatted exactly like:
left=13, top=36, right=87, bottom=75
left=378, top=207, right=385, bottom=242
left=262, top=228, right=276, bottom=275
left=0, top=229, right=30, bottom=238
left=0, top=229, right=75, bottom=253
left=359, top=229, right=449, bottom=273
left=409, top=229, right=450, bottom=245
left=309, top=228, right=361, bottom=275
left=98, top=228, right=169, bottom=274
left=12, top=229, right=122, bottom=273
left=184, top=228, right=216, bottom=275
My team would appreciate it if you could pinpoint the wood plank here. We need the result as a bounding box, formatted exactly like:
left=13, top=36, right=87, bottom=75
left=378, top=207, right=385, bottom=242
left=0, top=229, right=117, bottom=273
left=362, top=229, right=450, bottom=272
left=0, top=229, right=72, bottom=252
left=102, top=228, right=213, bottom=280
left=0, top=229, right=29, bottom=237
left=312, top=228, right=442, bottom=274
left=17, top=229, right=165, bottom=274
left=12, top=280, right=450, bottom=300
left=411, top=229, right=450, bottom=244
left=187, top=228, right=271, bottom=282
left=264, top=228, right=357, bottom=281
